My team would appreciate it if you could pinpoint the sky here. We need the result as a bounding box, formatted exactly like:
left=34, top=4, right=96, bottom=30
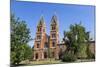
left=11, top=0, right=95, bottom=47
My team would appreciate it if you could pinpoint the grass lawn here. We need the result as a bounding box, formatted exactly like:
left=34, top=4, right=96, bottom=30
left=17, top=58, right=95, bottom=66
left=20, top=58, right=63, bottom=65
left=30, top=59, right=62, bottom=65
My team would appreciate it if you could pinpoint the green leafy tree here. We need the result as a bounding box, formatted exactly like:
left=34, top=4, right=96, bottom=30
left=11, top=14, right=32, bottom=64
left=63, top=22, right=89, bottom=59
left=23, top=44, right=33, bottom=60
left=62, top=51, right=76, bottom=62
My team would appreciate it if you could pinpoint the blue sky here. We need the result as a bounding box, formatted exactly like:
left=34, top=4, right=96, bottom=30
left=11, top=0, right=95, bottom=47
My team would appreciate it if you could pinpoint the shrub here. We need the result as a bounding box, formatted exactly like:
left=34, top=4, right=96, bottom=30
left=87, top=51, right=95, bottom=59
left=62, top=51, right=77, bottom=62
left=86, top=44, right=95, bottom=59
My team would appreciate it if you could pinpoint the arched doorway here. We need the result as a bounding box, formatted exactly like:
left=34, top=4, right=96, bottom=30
left=35, top=53, right=38, bottom=59
left=44, top=52, right=47, bottom=59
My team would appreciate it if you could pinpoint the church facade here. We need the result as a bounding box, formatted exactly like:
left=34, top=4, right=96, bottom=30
left=33, top=15, right=60, bottom=60
left=32, top=14, right=95, bottom=61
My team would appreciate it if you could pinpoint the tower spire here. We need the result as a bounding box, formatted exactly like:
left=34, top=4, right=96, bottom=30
left=51, top=12, right=58, bottom=25
left=37, top=14, right=45, bottom=27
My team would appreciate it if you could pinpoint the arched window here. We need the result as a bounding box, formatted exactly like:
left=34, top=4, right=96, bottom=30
left=52, top=26, right=55, bottom=30
left=52, top=42, right=55, bottom=47
left=52, top=26, right=53, bottom=30
left=37, top=43, right=40, bottom=48
left=37, top=35, right=41, bottom=39
left=40, top=28, right=41, bottom=31
left=38, top=27, right=41, bottom=32
left=52, top=34, right=56, bottom=38
left=44, top=42, right=48, bottom=48
left=38, top=28, right=39, bottom=32
left=53, top=26, right=55, bottom=30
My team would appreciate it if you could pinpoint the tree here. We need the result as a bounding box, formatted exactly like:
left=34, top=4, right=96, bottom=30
left=62, top=51, right=76, bottom=62
left=86, top=32, right=95, bottom=59
left=63, top=23, right=89, bottom=59
left=23, top=44, right=33, bottom=60
left=11, top=14, right=32, bottom=65
left=48, top=48, right=52, bottom=61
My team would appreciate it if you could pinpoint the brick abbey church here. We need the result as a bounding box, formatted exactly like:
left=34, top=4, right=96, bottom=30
left=33, top=14, right=61, bottom=60
left=32, top=14, right=95, bottom=61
